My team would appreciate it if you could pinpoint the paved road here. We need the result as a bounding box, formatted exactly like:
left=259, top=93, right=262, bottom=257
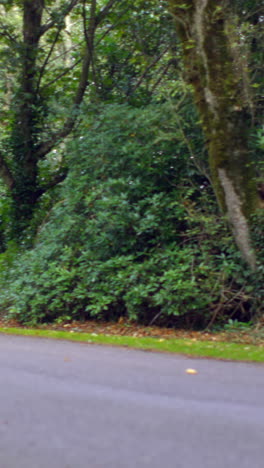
left=0, top=334, right=263, bottom=468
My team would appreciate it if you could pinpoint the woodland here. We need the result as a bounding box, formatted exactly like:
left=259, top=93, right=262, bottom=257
left=0, top=0, right=263, bottom=329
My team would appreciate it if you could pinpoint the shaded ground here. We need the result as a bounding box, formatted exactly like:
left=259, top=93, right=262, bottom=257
left=0, top=318, right=263, bottom=346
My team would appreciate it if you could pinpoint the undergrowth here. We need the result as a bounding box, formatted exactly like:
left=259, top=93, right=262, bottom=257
left=0, top=103, right=263, bottom=327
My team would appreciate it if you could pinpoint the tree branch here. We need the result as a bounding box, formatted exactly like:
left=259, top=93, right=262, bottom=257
left=36, top=0, right=117, bottom=160
left=40, top=0, right=80, bottom=36
left=44, top=41, right=80, bottom=66
left=41, top=57, right=82, bottom=90
left=95, top=0, right=118, bottom=26
left=128, top=46, right=170, bottom=96
left=36, top=0, right=97, bottom=159
left=150, top=60, right=174, bottom=95
left=36, top=168, right=68, bottom=199
left=0, top=152, right=15, bottom=190
left=95, top=1, right=128, bottom=46
left=36, top=26, right=63, bottom=92
left=0, top=28, right=18, bottom=44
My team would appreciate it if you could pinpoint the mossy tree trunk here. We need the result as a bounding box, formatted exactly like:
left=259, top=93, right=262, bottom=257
left=0, top=0, right=117, bottom=242
left=168, top=0, right=261, bottom=269
left=0, top=0, right=80, bottom=238
left=10, top=0, right=45, bottom=234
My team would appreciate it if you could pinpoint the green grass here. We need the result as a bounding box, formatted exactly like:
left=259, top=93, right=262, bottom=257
left=0, top=326, right=264, bottom=362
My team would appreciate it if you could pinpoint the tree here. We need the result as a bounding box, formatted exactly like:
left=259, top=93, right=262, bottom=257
left=92, top=0, right=178, bottom=104
left=0, top=0, right=179, bottom=245
left=0, top=0, right=116, bottom=241
left=168, top=0, right=263, bottom=269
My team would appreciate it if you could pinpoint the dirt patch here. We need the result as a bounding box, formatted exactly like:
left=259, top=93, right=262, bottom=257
left=0, top=318, right=263, bottom=346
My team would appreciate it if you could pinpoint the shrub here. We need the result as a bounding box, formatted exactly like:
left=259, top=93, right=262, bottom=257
left=0, top=103, right=262, bottom=327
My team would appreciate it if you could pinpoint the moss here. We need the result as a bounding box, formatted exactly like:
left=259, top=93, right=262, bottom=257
left=171, top=0, right=258, bottom=215
left=169, top=0, right=260, bottom=267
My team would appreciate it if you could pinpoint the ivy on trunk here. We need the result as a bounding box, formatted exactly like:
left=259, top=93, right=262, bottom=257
left=168, top=0, right=262, bottom=269
left=0, top=0, right=116, bottom=242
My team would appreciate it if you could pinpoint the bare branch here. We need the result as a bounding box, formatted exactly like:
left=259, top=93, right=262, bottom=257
left=43, top=41, right=80, bottom=66
left=95, top=1, right=128, bottom=46
left=36, top=26, right=62, bottom=92
left=0, top=28, right=18, bottom=44
left=41, top=58, right=82, bottom=90
left=35, top=42, right=94, bottom=159
left=40, top=0, right=80, bottom=36
left=128, top=46, right=170, bottom=96
left=36, top=1, right=97, bottom=159
left=96, top=21, right=119, bottom=45
left=95, top=0, right=118, bottom=26
left=36, top=0, right=119, bottom=160
left=150, top=60, right=174, bottom=95
left=36, top=169, right=68, bottom=198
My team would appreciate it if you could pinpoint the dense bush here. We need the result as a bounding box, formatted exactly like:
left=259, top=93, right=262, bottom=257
left=0, top=103, right=262, bottom=327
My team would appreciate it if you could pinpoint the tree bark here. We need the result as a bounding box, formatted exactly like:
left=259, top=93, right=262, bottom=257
left=0, top=0, right=117, bottom=241
left=9, top=0, right=45, bottom=233
left=168, top=0, right=261, bottom=269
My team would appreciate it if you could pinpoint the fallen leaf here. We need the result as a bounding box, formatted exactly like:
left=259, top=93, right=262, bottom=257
left=185, top=368, right=198, bottom=374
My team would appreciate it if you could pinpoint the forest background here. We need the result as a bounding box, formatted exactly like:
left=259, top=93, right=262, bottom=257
left=0, top=0, right=263, bottom=330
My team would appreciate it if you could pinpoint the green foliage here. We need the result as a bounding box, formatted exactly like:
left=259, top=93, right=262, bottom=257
left=0, top=0, right=180, bottom=242
left=0, top=102, right=261, bottom=327
left=0, top=0, right=263, bottom=331
left=223, top=319, right=253, bottom=332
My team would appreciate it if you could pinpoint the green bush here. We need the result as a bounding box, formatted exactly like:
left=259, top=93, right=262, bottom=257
left=0, top=103, right=262, bottom=327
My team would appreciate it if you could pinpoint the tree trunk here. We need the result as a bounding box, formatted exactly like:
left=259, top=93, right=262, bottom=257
left=9, top=0, right=45, bottom=235
left=168, top=0, right=261, bottom=269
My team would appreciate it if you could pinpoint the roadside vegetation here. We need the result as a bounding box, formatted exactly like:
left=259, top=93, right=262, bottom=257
left=1, top=319, right=264, bottom=362
left=0, top=1, right=263, bottom=337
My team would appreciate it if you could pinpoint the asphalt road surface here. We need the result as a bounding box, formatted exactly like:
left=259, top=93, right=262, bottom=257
left=0, top=334, right=263, bottom=468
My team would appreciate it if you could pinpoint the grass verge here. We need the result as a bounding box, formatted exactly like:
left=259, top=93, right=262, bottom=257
left=0, top=326, right=263, bottom=362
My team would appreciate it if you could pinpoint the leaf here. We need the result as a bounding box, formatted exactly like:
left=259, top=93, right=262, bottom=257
left=185, top=368, right=198, bottom=374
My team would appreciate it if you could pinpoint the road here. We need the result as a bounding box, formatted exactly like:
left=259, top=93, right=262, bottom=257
left=0, top=334, right=263, bottom=468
